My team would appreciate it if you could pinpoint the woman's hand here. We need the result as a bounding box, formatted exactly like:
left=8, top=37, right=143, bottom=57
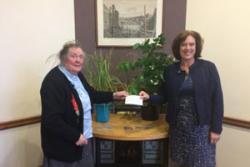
left=75, top=134, right=88, bottom=146
left=113, top=91, right=129, bottom=100
left=210, top=132, right=220, bottom=144
left=139, top=91, right=150, bottom=101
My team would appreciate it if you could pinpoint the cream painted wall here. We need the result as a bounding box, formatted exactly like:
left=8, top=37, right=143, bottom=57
left=217, top=125, right=250, bottom=167
left=186, top=0, right=250, bottom=121
left=186, top=0, right=250, bottom=167
left=0, top=0, right=75, bottom=121
left=0, top=124, right=42, bottom=167
left=0, top=0, right=75, bottom=166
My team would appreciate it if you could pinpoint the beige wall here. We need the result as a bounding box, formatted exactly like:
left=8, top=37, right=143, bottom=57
left=186, top=0, right=250, bottom=166
left=217, top=125, right=250, bottom=167
left=0, top=124, right=41, bottom=167
left=0, top=0, right=75, bottom=166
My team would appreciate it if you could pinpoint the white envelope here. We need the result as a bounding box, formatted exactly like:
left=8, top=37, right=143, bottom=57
left=125, top=95, right=143, bottom=106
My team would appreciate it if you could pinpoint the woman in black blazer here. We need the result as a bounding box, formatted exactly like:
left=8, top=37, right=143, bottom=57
left=139, top=31, right=224, bottom=167
left=40, top=42, right=128, bottom=167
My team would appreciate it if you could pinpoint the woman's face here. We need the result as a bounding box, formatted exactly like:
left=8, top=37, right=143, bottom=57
left=179, top=35, right=196, bottom=61
left=63, top=47, right=84, bottom=74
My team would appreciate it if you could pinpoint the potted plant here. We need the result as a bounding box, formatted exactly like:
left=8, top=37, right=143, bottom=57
left=84, top=50, right=124, bottom=91
left=84, top=50, right=125, bottom=122
left=117, top=34, right=174, bottom=120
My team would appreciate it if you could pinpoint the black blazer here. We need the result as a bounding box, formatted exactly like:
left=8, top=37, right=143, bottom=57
left=151, top=59, right=224, bottom=134
left=40, top=66, right=113, bottom=162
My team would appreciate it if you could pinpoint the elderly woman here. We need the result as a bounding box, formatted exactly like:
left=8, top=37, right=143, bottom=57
left=40, top=42, right=128, bottom=167
left=139, top=31, right=224, bottom=167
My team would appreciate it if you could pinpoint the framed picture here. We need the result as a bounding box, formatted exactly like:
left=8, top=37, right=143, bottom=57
left=96, top=0, right=163, bottom=47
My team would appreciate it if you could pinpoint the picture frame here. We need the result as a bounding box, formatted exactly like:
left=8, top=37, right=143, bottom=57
left=96, top=0, right=163, bottom=47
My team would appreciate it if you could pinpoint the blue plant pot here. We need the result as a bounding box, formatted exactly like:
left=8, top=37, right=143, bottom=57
left=94, top=103, right=111, bottom=123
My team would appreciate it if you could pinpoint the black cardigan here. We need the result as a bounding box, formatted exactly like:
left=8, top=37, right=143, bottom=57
left=40, top=66, right=113, bottom=162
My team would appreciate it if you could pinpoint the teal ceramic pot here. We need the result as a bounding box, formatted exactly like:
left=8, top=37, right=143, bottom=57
left=94, top=103, right=111, bottom=122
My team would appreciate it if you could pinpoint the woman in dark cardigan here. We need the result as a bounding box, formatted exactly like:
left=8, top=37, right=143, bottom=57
left=40, top=42, right=128, bottom=167
left=139, top=31, right=224, bottom=167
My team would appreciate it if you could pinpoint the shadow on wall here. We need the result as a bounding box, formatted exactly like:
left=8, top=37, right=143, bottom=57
left=24, top=140, right=43, bottom=167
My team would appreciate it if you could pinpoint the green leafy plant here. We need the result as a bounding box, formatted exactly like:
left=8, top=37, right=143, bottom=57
left=84, top=50, right=125, bottom=92
left=117, top=34, right=174, bottom=94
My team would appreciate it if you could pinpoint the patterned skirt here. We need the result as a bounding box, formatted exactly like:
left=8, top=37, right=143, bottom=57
left=169, top=97, right=216, bottom=167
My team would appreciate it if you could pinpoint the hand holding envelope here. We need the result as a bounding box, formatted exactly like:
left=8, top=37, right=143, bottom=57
left=125, top=95, right=143, bottom=106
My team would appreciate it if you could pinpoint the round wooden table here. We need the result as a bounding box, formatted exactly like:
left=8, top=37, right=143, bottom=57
left=92, top=113, right=169, bottom=141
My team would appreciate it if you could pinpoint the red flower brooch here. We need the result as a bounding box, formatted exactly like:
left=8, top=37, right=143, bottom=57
left=71, top=94, right=80, bottom=116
